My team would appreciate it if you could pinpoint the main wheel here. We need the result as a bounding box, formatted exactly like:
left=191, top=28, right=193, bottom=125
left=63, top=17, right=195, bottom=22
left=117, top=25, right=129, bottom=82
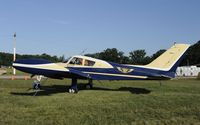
left=69, top=88, right=78, bottom=93
left=85, top=83, right=93, bottom=89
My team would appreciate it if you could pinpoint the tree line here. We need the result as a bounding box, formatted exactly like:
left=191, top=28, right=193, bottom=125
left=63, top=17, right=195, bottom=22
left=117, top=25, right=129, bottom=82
left=0, top=41, right=200, bottom=66
left=0, top=53, right=65, bottom=66
left=85, top=48, right=166, bottom=65
left=181, top=41, right=200, bottom=66
left=86, top=41, right=200, bottom=66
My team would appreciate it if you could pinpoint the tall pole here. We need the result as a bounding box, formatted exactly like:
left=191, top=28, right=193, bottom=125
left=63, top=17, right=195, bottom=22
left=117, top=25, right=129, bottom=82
left=13, top=32, right=16, bottom=75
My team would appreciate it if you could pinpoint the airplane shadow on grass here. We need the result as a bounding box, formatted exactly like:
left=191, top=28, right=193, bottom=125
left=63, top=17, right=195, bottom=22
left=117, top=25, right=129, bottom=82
left=10, top=83, right=151, bottom=96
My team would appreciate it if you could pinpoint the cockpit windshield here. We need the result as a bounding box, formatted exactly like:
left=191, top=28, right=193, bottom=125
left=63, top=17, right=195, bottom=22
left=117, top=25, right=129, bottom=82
left=64, top=56, right=96, bottom=67
left=69, top=57, right=83, bottom=65
left=63, top=57, right=71, bottom=63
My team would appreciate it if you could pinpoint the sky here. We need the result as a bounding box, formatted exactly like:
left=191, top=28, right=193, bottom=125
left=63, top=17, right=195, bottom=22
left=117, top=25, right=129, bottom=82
left=0, top=0, right=200, bottom=57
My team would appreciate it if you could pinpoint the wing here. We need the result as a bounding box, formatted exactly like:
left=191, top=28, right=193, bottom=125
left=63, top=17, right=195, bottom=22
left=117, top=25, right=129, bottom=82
left=13, top=59, right=91, bottom=79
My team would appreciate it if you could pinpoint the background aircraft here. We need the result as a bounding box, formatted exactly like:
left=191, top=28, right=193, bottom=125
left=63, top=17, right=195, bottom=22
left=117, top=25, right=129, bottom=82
left=13, top=44, right=190, bottom=93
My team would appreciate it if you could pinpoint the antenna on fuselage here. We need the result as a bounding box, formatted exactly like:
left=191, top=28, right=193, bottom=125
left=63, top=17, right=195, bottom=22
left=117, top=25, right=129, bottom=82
left=79, top=49, right=87, bottom=55
left=174, top=42, right=177, bottom=47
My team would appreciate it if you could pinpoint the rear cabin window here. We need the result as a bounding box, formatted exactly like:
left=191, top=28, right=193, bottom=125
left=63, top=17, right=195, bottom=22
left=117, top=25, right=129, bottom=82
left=84, top=59, right=95, bottom=66
left=69, top=57, right=83, bottom=65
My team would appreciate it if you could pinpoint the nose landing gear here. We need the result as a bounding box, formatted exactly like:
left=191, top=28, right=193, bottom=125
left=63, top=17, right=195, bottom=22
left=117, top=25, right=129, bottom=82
left=32, top=75, right=42, bottom=90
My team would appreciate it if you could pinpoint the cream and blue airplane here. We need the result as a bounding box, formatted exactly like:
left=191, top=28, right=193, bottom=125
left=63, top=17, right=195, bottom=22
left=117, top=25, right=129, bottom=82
left=13, top=44, right=190, bottom=93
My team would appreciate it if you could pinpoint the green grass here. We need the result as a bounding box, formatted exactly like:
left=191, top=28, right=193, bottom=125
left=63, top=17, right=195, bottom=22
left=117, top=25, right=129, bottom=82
left=0, top=79, right=200, bottom=125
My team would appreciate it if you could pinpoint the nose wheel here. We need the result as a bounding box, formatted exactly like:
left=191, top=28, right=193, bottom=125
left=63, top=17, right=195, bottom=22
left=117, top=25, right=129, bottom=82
left=32, top=75, right=42, bottom=90
left=33, top=80, right=41, bottom=90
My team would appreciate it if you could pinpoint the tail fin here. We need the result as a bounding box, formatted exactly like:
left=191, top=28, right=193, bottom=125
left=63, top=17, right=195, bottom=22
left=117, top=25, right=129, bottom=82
left=146, top=44, right=190, bottom=72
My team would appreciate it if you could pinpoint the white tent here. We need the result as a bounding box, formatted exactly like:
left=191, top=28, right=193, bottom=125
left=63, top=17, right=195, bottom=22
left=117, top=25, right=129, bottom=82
left=176, top=66, right=200, bottom=77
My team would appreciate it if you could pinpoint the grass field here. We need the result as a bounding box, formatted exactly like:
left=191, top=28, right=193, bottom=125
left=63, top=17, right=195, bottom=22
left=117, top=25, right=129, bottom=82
left=0, top=79, right=200, bottom=125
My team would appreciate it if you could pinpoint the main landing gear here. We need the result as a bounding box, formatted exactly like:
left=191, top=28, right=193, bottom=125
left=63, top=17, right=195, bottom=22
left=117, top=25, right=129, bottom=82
left=68, top=78, right=93, bottom=93
left=69, top=78, right=78, bottom=93
left=86, top=79, right=93, bottom=89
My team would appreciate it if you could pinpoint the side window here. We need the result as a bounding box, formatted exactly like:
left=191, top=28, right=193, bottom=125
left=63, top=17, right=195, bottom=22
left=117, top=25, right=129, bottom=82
left=84, top=59, right=95, bottom=66
left=69, top=57, right=83, bottom=65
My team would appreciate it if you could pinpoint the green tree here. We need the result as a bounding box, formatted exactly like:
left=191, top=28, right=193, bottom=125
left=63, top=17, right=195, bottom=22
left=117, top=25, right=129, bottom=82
left=121, top=56, right=130, bottom=64
left=129, top=50, right=149, bottom=65
left=0, top=52, right=65, bottom=66
left=0, top=52, right=13, bottom=66
left=85, top=53, right=101, bottom=59
left=99, top=48, right=124, bottom=63
left=181, top=41, right=200, bottom=66
left=86, top=48, right=128, bottom=64
left=58, top=55, right=65, bottom=62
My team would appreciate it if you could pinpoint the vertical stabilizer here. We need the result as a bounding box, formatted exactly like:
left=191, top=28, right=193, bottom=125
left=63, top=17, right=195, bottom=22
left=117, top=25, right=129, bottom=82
left=146, top=44, right=190, bottom=71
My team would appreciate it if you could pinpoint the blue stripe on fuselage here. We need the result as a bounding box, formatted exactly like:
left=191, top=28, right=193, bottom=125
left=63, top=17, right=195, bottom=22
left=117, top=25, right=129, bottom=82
left=67, top=67, right=157, bottom=80
left=67, top=61, right=175, bottom=80
left=108, top=62, right=175, bottom=78
left=14, top=59, right=52, bottom=65
left=88, top=74, right=146, bottom=80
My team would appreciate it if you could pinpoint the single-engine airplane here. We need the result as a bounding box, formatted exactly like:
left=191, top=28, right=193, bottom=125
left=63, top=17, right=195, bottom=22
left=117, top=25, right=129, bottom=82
left=13, top=44, right=190, bottom=93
